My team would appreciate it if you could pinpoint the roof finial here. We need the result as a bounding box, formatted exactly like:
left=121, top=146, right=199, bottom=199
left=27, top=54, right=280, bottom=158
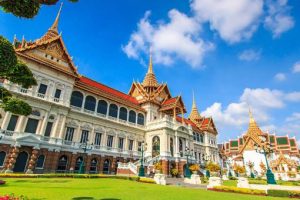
left=248, top=104, right=255, bottom=123
left=192, top=90, right=196, bottom=108
left=50, top=2, right=63, bottom=33
left=142, top=46, right=158, bottom=87
left=13, top=34, right=17, bottom=46
left=189, top=91, right=201, bottom=121
left=148, top=46, right=153, bottom=74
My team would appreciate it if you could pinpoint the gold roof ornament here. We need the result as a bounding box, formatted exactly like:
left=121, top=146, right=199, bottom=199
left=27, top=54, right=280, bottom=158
left=38, top=2, right=63, bottom=43
left=189, top=91, right=202, bottom=122
left=142, top=48, right=158, bottom=88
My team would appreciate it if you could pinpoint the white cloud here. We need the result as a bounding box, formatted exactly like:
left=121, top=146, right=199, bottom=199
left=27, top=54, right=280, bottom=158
left=285, top=92, right=300, bottom=102
left=122, top=10, right=214, bottom=68
left=238, top=49, right=261, bottom=61
left=292, top=61, right=300, bottom=73
left=286, top=112, right=300, bottom=122
left=274, top=73, right=286, bottom=81
left=264, top=0, right=294, bottom=38
left=191, top=0, right=263, bottom=43
left=202, top=88, right=300, bottom=135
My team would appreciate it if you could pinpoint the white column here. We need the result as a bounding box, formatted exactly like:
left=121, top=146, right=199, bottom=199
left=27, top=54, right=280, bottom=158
left=1, top=112, right=11, bottom=129
left=58, top=115, right=67, bottom=139
left=39, top=112, right=49, bottom=135
left=175, top=132, right=179, bottom=157
left=81, top=96, right=86, bottom=112
left=15, top=115, right=27, bottom=132
left=51, top=114, right=61, bottom=138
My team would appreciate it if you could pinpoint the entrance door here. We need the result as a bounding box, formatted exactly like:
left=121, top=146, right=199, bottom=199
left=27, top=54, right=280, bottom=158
left=103, top=159, right=110, bottom=174
left=13, top=151, right=28, bottom=172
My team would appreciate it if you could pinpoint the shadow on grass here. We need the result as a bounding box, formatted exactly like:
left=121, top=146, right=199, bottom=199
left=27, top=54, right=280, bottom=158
left=71, top=198, right=121, bottom=200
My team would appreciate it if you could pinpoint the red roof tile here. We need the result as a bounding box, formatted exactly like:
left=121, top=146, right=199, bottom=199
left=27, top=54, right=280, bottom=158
left=162, top=97, right=177, bottom=105
left=78, top=76, right=139, bottom=105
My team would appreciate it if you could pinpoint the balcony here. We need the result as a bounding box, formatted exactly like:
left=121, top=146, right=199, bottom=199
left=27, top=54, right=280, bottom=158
left=3, top=82, right=67, bottom=106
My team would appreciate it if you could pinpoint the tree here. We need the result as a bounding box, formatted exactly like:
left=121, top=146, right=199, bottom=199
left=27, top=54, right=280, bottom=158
left=0, top=36, right=37, bottom=116
left=0, top=0, right=78, bottom=18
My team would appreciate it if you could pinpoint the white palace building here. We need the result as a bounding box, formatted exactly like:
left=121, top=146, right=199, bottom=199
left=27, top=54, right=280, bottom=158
left=0, top=6, right=218, bottom=176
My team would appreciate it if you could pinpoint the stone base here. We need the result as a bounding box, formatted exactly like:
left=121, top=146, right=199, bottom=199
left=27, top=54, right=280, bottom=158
left=207, top=177, right=222, bottom=189
left=184, top=174, right=201, bottom=185
left=222, top=175, right=229, bottom=180
left=26, top=169, right=33, bottom=174
left=237, top=177, right=249, bottom=188
left=154, top=173, right=167, bottom=185
left=4, top=169, right=13, bottom=174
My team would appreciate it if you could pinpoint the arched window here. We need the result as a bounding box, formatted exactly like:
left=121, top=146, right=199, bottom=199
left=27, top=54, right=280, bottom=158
left=129, top=110, right=136, bottom=123
left=0, top=151, right=6, bottom=166
left=31, top=110, right=41, bottom=116
left=84, top=95, right=96, bottom=111
left=70, top=91, right=84, bottom=108
left=57, top=155, right=68, bottom=172
left=152, top=136, right=160, bottom=157
left=36, top=155, right=45, bottom=168
left=90, top=158, right=97, bottom=173
left=119, top=107, right=128, bottom=121
left=179, top=139, right=183, bottom=157
left=137, top=113, right=145, bottom=125
left=109, top=104, right=118, bottom=118
left=75, top=156, right=83, bottom=172
left=170, top=138, right=174, bottom=157
left=103, top=159, right=111, bottom=174
left=97, top=100, right=108, bottom=115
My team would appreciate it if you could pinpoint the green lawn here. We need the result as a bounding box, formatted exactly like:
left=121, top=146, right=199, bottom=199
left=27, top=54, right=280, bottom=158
left=0, top=178, right=289, bottom=200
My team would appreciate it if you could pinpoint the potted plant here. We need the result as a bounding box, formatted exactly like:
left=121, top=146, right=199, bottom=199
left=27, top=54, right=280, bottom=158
left=171, top=168, right=179, bottom=177
left=206, top=162, right=220, bottom=177
left=234, top=164, right=246, bottom=177
left=189, top=164, right=200, bottom=174
left=154, top=162, right=162, bottom=174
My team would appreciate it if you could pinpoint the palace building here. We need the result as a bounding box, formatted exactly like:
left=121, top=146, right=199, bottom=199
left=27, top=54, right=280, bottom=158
left=219, top=111, right=300, bottom=181
left=0, top=6, right=218, bottom=176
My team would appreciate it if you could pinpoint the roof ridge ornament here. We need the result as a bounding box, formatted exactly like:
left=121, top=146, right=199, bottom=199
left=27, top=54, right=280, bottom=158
left=50, top=2, right=63, bottom=33
left=189, top=91, right=201, bottom=122
left=142, top=47, right=159, bottom=88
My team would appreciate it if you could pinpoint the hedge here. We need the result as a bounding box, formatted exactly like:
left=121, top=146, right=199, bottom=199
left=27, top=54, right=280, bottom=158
left=212, top=186, right=266, bottom=196
left=268, top=190, right=300, bottom=198
left=138, top=177, right=156, bottom=184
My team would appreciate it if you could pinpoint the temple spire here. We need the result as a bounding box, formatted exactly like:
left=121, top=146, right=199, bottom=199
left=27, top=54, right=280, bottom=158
left=50, top=2, right=63, bottom=33
left=142, top=48, right=158, bottom=88
left=189, top=91, right=201, bottom=121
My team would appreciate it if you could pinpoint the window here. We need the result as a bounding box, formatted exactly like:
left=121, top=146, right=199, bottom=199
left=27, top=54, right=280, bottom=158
left=193, top=132, right=196, bottom=141
left=128, top=139, right=134, bottom=151
left=24, top=118, right=39, bottom=134
left=200, top=135, right=204, bottom=143
left=54, top=89, right=61, bottom=99
left=137, top=113, right=144, bottom=125
left=138, top=142, right=142, bottom=152
left=194, top=152, right=197, bottom=160
left=90, top=158, right=97, bottom=173
left=152, top=136, right=160, bottom=157
left=170, top=138, right=174, bottom=156
left=57, top=155, right=68, bottom=172
left=75, top=157, right=83, bottom=171
left=97, top=100, right=107, bottom=115
left=0, top=151, right=6, bottom=166
left=70, top=91, right=83, bottom=108
left=196, top=134, right=200, bottom=142
left=7, top=115, right=18, bottom=131
left=44, top=122, right=53, bottom=137
left=119, top=107, right=127, bottom=121
left=36, top=155, right=45, bottom=168
left=84, top=95, right=96, bottom=111
left=107, top=135, right=113, bottom=148
left=80, top=130, right=89, bottom=143
left=38, top=84, right=48, bottom=95
left=118, top=138, right=124, bottom=150
left=129, top=110, right=136, bottom=123
left=65, top=127, right=74, bottom=141
left=108, top=104, right=118, bottom=118
left=94, top=132, right=102, bottom=146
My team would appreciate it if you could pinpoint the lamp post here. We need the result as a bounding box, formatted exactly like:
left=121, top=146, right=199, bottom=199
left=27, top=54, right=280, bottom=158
left=78, top=140, right=93, bottom=174
left=254, top=136, right=276, bottom=184
left=138, top=141, right=147, bottom=177
left=180, top=147, right=193, bottom=178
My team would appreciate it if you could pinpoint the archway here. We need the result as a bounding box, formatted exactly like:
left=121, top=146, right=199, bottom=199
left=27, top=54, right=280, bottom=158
left=13, top=151, right=28, bottom=172
left=103, top=159, right=110, bottom=174
left=89, top=158, right=97, bottom=174
left=57, top=155, right=68, bottom=172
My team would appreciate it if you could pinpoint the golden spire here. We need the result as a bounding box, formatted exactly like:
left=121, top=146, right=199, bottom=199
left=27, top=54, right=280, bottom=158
left=49, top=2, right=63, bottom=33
left=189, top=91, right=201, bottom=122
left=246, top=106, right=263, bottom=139
left=142, top=48, right=158, bottom=88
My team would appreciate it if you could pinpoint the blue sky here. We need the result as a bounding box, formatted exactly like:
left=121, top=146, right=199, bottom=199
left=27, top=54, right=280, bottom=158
left=1, top=0, right=300, bottom=144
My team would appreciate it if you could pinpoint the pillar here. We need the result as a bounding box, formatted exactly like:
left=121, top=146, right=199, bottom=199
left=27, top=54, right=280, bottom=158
left=26, top=149, right=39, bottom=174
left=39, top=112, right=49, bottom=136
left=162, top=160, right=169, bottom=175
left=5, top=146, right=20, bottom=173
left=58, top=115, right=67, bottom=139
left=1, top=112, right=11, bottom=130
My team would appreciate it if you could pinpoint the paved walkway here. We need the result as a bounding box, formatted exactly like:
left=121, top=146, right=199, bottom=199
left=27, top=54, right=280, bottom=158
left=166, top=178, right=207, bottom=189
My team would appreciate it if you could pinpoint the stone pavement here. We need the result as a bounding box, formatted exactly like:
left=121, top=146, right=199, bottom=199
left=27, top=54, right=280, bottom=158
left=165, top=178, right=207, bottom=189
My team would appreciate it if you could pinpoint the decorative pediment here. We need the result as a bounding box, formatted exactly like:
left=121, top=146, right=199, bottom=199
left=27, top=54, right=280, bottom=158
left=15, top=134, right=41, bottom=144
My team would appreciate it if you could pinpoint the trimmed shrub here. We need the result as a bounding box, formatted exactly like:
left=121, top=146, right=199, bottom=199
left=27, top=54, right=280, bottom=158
left=213, top=186, right=266, bottom=195
left=267, top=190, right=289, bottom=198
left=138, top=177, right=155, bottom=184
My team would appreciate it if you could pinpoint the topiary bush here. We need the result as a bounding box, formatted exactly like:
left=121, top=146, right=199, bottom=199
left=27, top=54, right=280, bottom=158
left=3, top=98, right=32, bottom=116
left=0, top=36, right=17, bottom=76
left=213, top=185, right=266, bottom=195
left=267, top=190, right=289, bottom=198
left=0, top=0, right=40, bottom=18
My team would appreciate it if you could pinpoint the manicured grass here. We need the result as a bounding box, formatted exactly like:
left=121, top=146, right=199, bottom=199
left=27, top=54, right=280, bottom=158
left=223, top=180, right=237, bottom=186
left=0, top=178, right=289, bottom=200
